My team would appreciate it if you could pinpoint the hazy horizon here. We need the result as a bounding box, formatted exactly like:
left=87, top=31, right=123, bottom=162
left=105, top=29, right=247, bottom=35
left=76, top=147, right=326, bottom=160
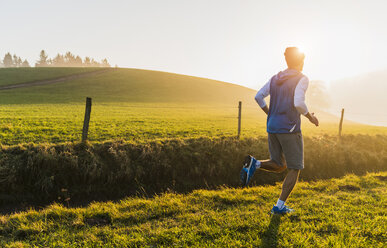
left=2, top=0, right=387, bottom=126
left=2, top=0, right=387, bottom=88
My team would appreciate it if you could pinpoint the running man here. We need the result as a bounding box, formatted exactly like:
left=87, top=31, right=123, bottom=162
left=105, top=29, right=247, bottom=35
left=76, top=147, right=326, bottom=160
left=240, top=47, right=319, bottom=214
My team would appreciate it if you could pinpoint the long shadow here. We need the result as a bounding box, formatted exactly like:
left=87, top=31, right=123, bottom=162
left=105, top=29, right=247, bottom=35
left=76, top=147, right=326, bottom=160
left=260, top=214, right=282, bottom=248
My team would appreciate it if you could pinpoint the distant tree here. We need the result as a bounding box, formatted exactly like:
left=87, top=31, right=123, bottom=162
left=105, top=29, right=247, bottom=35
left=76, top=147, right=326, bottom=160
left=21, top=59, right=30, bottom=67
left=74, top=56, right=83, bottom=67
left=47, top=58, right=53, bottom=66
left=16, top=56, right=23, bottom=67
left=52, top=54, right=65, bottom=67
left=101, top=58, right=110, bottom=67
left=64, top=52, right=75, bottom=65
left=3, top=53, right=14, bottom=67
left=36, top=50, right=49, bottom=67
left=84, top=57, right=91, bottom=67
left=306, top=80, right=331, bottom=110
left=13, top=55, right=19, bottom=67
left=91, top=58, right=99, bottom=67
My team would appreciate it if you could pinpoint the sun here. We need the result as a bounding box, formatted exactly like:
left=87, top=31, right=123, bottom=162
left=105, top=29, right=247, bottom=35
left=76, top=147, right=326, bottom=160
left=284, top=43, right=311, bottom=58
left=296, top=45, right=308, bottom=56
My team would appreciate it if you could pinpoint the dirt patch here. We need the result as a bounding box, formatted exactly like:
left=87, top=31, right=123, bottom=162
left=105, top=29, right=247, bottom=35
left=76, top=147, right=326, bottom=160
left=289, top=214, right=301, bottom=222
left=339, top=185, right=360, bottom=191
left=0, top=68, right=113, bottom=91
left=85, top=217, right=111, bottom=227
left=85, top=213, right=112, bottom=227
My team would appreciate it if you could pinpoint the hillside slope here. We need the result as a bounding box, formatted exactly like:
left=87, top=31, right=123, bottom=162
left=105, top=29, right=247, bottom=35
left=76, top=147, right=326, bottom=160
left=0, top=68, right=257, bottom=105
left=0, top=68, right=385, bottom=145
left=0, top=67, right=104, bottom=87
left=0, top=172, right=385, bottom=247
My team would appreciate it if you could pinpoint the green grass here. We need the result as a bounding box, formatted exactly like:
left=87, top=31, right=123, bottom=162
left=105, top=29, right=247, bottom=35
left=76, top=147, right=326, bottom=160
left=0, top=172, right=385, bottom=247
left=0, top=68, right=256, bottom=104
left=0, top=68, right=386, bottom=145
left=0, top=67, right=103, bottom=87
left=0, top=103, right=385, bottom=145
left=0, top=68, right=385, bottom=247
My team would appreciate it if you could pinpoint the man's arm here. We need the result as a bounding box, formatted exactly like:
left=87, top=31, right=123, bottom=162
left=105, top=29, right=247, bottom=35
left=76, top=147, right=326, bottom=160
left=294, top=77, right=319, bottom=126
left=255, top=80, right=270, bottom=115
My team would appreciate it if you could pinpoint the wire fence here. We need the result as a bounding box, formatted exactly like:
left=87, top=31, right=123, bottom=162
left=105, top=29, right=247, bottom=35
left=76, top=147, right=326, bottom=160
left=1, top=97, right=385, bottom=145
left=79, top=98, right=386, bottom=142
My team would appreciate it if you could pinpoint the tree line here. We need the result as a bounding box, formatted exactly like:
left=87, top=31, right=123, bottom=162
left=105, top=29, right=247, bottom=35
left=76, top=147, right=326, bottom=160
left=0, top=53, right=30, bottom=68
left=0, top=50, right=110, bottom=68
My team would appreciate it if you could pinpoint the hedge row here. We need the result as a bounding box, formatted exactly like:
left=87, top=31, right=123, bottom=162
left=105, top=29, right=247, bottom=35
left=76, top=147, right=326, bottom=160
left=0, top=135, right=386, bottom=204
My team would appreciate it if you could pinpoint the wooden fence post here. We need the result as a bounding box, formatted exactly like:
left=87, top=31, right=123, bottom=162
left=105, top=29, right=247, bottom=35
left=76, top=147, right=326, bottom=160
left=339, top=108, right=344, bottom=138
left=237, top=101, right=242, bottom=139
left=82, top=97, right=92, bottom=142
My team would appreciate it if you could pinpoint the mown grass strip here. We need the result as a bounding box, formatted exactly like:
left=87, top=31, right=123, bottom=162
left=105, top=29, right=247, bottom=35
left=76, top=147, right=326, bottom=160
left=0, top=172, right=386, bottom=247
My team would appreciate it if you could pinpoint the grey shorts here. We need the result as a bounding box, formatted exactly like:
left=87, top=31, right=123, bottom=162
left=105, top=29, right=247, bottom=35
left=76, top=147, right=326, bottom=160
left=268, top=133, right=304, bottom=170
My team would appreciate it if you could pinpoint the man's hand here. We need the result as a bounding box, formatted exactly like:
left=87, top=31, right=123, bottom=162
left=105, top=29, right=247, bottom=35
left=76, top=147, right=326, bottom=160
left=305, top=112, right=319, bottom=126
left=261, top=105, right=269, bottom=115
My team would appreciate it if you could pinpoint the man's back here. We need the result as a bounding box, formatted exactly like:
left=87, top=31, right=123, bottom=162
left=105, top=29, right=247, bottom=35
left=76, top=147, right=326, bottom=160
left=268, top=69, right=305, bottom=134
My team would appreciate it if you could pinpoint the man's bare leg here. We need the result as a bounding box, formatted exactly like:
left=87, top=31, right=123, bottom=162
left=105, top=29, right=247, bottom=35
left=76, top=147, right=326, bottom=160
left=279, top=169, right=300, bottom=201
left=259, top=159, right=287, bottom=173
left=240, top=156, right=286, bottom=187
left=257, top=159, right=299, bottom=201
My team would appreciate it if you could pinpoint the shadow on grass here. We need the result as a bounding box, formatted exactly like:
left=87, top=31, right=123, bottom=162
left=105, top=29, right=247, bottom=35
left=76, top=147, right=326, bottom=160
left=260, top=214, right=282, bottom=248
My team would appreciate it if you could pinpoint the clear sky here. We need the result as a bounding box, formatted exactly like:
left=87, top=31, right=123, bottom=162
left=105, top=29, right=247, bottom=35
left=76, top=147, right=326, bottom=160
left=2, top=0, right=387, bottom=89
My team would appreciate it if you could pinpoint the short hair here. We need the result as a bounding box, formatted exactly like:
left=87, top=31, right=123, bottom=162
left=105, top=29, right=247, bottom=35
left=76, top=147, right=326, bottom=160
left=284, top=47, right=305, bottom=68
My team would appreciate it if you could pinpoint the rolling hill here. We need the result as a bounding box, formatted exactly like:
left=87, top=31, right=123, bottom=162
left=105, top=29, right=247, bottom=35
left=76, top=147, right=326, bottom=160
left=0, top=68, right=257, bottom=105
left=0, top=67, right=103, bottom=87
left=0, top=67, right=385, bottom=145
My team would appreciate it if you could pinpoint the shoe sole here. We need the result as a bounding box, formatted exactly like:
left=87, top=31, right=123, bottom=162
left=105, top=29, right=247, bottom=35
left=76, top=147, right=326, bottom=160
left=270, top=209, right=295, bottom=215
left=245, top=155, right=254, bottom=185
left=240, top=168, right=248, bottom=187
left=240, top=155, right=253, bottom=187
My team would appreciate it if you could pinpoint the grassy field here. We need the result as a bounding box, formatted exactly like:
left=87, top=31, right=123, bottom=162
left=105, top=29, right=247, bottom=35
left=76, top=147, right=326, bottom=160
left=0, top=68, right=386, bottom=145
left=0, top=68, right=386, bottom=247
left=0, top=172, right=385, bottom=247
left=3, top=103, right=384, bottom=145
left=0, top=67, right=103, bottom=87
left=0, top=68, right=256, bottom=104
